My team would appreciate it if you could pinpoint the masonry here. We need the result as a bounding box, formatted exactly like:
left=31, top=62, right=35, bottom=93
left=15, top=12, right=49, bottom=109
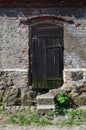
left=0, top=1, right=86, bottom=106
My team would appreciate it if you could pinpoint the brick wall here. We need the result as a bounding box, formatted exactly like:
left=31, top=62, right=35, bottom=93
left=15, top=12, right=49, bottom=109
left=0, top=0, right=86, bottom=8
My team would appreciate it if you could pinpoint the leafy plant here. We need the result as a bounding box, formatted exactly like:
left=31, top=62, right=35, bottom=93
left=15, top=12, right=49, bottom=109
left=55, top=105, right=67, bottom=115
left=18, top=114, right=30, bottom=125
left=10, top=115, right=17, bottom=124
left=57, top=92, right=69, bottom=106
left=55, top=92, right=69, bottom=115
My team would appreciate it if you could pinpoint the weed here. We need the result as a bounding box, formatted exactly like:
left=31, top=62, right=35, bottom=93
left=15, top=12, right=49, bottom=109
left=18, top=114, right=30, bottom=125
left=55, top=105, right=67, bottom=115
left=27, top=110, right=51, bottom=125
left=10, top=115, right=17, bottom=124
left=60, top=108, right=86, bottom=126
left=39, top=119, right=52, bottom=126
left=31, top=114, right=40, bottom=124
left=55, top=92, right=69, bottom=115
left=57, top=92, right=69, bottom=106
left=45, top=113, right=53, bottom=120
left=9, top=109, right=52, bottom=126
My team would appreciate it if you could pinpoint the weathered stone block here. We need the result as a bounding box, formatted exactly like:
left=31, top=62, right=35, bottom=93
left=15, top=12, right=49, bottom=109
left=37, top=93, right=55, bottom=114
left=71, top=71, right=83, bottom=81
left=2, top=86, right=21, bottom=106
left=73, top=95, right=86, bottom=106
left=63, top=69, right=86, bottom=88
left=21, top=90, right=37, bottom=106
left=0, top=71, right=28, bottom=90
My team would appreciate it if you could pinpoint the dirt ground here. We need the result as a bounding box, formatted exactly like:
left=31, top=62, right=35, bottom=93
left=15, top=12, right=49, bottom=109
left=0, top=107, right=86, bottom=130
left=0, top=125, right=86, bottom=130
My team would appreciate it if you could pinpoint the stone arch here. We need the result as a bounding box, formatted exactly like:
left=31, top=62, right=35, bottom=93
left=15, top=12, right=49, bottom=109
left=20, top=14, right=72, bottom=25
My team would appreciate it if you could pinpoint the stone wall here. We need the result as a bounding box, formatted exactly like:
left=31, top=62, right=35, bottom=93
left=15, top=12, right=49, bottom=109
left=0, top=8, right=86, bottom=103
left=0, top=71, right=28, bottom=89
left=64, top=18, right=86, bottom=87
left=0, top=9, right=29, bottom=90
left=63, top=69, right=86, bottom=88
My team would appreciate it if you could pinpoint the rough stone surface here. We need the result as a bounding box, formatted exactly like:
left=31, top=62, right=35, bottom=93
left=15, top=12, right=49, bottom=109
left=73, top=95, right=86, bottom=106
left=2, top=87, right=21, bottom=106
left=64, top=82, right=86, bottom=107
left=0, top=84, right=37, bottom=106
left=63, top=70, right=86, bottom=88
left=20, top=90, right=37, bottom=106
left=49, top=88, right=64, bottom=97
left=0, top=71, right=28, bottom=90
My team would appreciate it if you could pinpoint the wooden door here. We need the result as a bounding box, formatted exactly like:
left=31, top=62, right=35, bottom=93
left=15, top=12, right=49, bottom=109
left=30, top=23, right=63, bottom=89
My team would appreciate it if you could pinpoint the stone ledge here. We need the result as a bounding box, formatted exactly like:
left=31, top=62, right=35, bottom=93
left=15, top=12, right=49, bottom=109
left=64, top=68, right=86, bottom=71
left=37, top=105, right=55, bottom=109
left=37, top=93, right=54, bottom=99
left=0, top=69, right=28, bottom=72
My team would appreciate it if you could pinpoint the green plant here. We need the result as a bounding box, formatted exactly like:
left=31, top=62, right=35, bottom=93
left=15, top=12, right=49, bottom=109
left=31, top=114, right=40, bottom=124
left=18, top=114, right=30, bottom=125
left=55, top=105, right=67, bottom=115
left=60, top=108, right=86, bottom=126
left=45, top=113, right=53, bottom=120
left=57, top=92, right=69, bottom=105
left=27, top=109, right=51, bottom=126
left=55, top=92, right=69, bottom=115
left=10, top=115, right=17, bottom=124
left=9, top=109, right=52, bottom=126
left=39, top=119, right=51, bottom=126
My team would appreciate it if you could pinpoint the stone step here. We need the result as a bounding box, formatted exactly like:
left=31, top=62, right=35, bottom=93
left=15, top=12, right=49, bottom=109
left=37, top=93, right=55, bottom=105
left=37, top=104, right=55, bottom=114
left=37, top=93, right=55, bottom=114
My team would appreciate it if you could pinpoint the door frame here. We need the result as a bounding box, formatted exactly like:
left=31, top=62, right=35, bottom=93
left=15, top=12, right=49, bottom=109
left=29, top=21, right=64, bottom=89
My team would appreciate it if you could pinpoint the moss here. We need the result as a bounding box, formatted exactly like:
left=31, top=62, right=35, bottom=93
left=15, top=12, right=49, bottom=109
left=45, top=78, right=63, bottom=89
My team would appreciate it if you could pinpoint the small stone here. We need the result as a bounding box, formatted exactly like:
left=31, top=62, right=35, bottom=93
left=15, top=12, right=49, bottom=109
left=30, top=106, right=36, bottom=112
left=65, top=89, right=71, bottom=93
left=49, top=88, right=64, bottom=97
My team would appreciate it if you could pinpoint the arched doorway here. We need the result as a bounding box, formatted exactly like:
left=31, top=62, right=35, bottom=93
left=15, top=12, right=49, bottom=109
left=30, top=22, right=64, bottom=89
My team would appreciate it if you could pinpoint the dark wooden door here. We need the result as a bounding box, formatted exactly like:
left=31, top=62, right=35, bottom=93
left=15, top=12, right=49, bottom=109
left=30, top=24, right=63, bottom=89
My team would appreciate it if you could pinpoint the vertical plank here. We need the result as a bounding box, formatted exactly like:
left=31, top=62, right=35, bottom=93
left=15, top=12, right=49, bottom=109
left=32, top=37, right=38, bottom=88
